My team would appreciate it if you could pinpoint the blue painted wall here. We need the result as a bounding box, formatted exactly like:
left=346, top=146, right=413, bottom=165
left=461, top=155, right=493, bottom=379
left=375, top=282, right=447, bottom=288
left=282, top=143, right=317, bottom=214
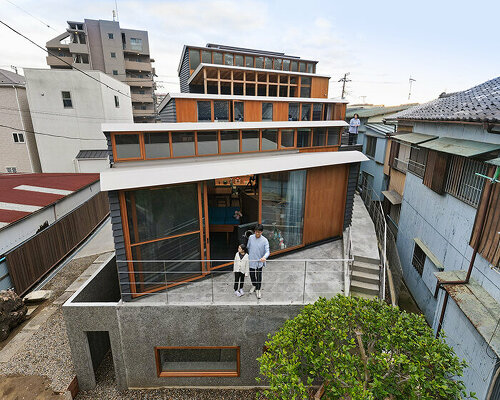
left=358, top=128, right=388, bottom=201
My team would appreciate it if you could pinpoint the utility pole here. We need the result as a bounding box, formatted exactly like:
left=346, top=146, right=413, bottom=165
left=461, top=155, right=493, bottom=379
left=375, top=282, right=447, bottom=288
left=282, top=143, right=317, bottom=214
left=339, top=73, right=351, bottom=99
left=10, top=65, right=18, bottom=74
left=360, top=95, right=367, bottom=104
left=408, top=75, right=416, bottom=100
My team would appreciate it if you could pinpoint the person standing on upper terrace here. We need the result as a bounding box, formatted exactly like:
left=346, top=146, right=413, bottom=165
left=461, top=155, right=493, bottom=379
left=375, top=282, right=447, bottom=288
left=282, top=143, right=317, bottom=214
left=348, top=113, right=360, bottom=145
left=247, top=224, right=270, bottom=300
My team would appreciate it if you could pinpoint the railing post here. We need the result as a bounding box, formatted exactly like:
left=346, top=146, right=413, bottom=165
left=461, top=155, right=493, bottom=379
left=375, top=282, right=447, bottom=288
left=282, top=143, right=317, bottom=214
left=302, top=260, right=307, bottom=304
left=211, top=271, right=215, bottom=304
left=164, top=261, right=169, bottom=304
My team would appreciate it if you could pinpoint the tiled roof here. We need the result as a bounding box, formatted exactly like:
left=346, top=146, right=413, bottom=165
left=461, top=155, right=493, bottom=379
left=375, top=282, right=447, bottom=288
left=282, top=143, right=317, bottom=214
left=395, top=76, right=500, bottom=123
left=0, top=68, right=25, bottom=86
left=346, top=104, right=417, bottom=119
left=364, top=123, right=395, bottom=135
left=0, top=173, right=99, bottom=228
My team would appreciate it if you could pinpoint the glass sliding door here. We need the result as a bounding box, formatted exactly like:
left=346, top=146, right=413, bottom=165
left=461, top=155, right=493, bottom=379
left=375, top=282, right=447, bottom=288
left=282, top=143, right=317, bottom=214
left=261, top=170, right=306, bottom=252
left=124, top=183, right=204, bottom=294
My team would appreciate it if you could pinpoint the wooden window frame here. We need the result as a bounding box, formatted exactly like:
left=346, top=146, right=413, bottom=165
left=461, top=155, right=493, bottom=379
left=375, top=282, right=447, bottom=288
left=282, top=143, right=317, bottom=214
left=143, top=132, right=172, bottom=161
left=261, top=128, right=279, bottom=152
left=279, top=128, right=297, bottom=150
left=111, top=132, right=144, bottom=162
left=189, top=49, right=201, bottom=71
left=155, top=346, right=240, bottom=377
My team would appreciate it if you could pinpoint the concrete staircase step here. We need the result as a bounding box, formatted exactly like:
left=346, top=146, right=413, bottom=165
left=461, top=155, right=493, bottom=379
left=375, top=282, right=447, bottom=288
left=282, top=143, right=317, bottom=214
left=352, top=261, right=380, bottom=274
left=354, top=255, right=380, bottom=265
left=351, top=279, right=379, bottom=295
left=352, top=270, right=379, bottom=284
left=350, top=290, right=378, bottom=300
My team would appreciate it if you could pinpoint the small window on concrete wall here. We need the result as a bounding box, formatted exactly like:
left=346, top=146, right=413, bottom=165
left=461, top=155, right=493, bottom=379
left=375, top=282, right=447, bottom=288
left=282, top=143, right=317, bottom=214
left=61, top=91, right=72, bottom=108
left=155, top=346, right=240, bottom=377
left=412, top=243, right=426, bottom=276
left=12, top=133, right=25, bottom=143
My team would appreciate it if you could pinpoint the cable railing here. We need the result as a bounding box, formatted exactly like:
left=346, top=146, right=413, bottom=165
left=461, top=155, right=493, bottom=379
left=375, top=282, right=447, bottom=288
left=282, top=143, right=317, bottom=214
left=116, top=258, right=351, bottom=305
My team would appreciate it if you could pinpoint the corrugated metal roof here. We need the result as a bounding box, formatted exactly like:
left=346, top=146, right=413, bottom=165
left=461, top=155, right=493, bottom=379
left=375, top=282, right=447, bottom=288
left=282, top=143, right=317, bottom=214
left=0, top=69, right=25, bottom=87
left=365, top=123, right=394, bottom=135
left=435, top=270, right=500, bottom=358
left=394, top=76, right=500, bottom=123
left=393, top=132, right=437, bottom=144
left=382, top=190, right=402, bottom=205
left=419, top=137, right=500, bottom=157
left=486, top=157, right=500, bottom=167
left=76, top=150, right=108, bottom=159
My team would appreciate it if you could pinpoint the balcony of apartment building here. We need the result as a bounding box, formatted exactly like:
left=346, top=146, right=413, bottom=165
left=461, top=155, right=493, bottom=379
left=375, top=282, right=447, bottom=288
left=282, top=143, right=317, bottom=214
left=131, top=92, right=154, bottom=103
left=125, top=59, right=153, bottom=73
left=132, top=104, right=155, bottom=118
left=124, top=72, right=154, bottom=88
left=46, top=55, right=73, bottom=68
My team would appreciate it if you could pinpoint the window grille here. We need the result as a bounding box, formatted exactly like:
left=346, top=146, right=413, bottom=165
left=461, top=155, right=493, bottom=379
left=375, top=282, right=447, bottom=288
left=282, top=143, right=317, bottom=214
left=412, top=243, right=425, bottom=276
left=408, top=146, right=427, bottom=178
left=445, top=156, right=487, bottom=208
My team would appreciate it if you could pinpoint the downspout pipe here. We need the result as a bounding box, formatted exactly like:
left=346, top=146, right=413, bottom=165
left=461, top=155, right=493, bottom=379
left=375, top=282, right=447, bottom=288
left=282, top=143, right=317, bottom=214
left=435, top=167, right=498, bottom=338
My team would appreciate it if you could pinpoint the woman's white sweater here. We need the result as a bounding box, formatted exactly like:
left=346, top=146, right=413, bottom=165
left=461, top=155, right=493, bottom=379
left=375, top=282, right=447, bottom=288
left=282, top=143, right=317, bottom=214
left=233, top=253, right=249, bottom=275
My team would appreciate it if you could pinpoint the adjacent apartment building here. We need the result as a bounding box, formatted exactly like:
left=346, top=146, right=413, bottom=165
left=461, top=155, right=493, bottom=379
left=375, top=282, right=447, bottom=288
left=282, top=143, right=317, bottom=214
left=0, top=68, right=41, bottom=174
left=389, top=77, right=500, bottom=399
left=24, top=68, right=133, bottom=173
left=62, top=44, right=368, bottom=391
left=46, top=19, right=156, bottom=122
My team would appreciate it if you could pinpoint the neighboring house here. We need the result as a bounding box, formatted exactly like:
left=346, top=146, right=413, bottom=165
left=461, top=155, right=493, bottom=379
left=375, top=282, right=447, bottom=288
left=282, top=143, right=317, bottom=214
left=390, top=77, right=500, bottom=399
left=62, top=44, right=368, bottom=391
left=24, top=68, right=133, bottom=173
left=0, top=173, right=107, bottom=295
left=45, top=19, right=156, bottom=122
left=0, top=69, right=41, bottom=173
left=345, top=104, right=416, bottom=202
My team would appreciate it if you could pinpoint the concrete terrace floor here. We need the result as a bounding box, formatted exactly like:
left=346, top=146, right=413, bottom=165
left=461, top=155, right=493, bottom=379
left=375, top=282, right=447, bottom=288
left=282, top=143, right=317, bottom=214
left=132, top=239, right=345, bottom=305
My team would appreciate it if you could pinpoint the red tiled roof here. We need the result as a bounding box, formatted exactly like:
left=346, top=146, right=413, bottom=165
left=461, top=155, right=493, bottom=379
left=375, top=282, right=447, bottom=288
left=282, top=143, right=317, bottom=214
left=0, top=173, right=99, bottom=227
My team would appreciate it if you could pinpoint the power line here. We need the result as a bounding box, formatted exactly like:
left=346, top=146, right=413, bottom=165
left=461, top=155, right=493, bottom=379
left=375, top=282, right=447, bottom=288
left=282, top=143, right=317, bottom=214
left=0, top=19, right=132, bottom=100
left=4, top=0, right=58, bottom=32
left=0, top=123, right=104, bottom=141
left=0, top=105, right=138, bottom=121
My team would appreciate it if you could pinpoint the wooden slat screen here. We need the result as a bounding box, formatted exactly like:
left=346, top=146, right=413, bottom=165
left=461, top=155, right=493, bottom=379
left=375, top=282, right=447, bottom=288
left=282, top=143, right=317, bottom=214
left=470, top=166, right=500, bottom=266
left=423, top=150, right=449, bottom=194
left=388, top=140, right=400, bottom=168
left=6, top=192, right=109, bottom=295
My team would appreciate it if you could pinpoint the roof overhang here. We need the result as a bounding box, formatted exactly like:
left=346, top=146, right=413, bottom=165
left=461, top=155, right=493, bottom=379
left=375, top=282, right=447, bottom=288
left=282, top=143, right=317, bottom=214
left=486, top=157, right=500, bottom=167
left=419, top=136, right=500, bottom=157
left=100, top=150, right=368, bottom=191
left=187, top=63, right=330, bottom=85
left=102, top=120, right=348, bottom=133
left=382, top=190, right=402, bottom=205
left=392, top=132, right=437, bottom=145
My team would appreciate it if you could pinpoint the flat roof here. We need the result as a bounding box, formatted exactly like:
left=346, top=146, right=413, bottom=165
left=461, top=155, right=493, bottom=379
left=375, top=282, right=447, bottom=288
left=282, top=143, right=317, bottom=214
left=102, top=120, right=348, bottom=133
left=382, top=190, right=402, bottom=205
left=0, top=173, right=99, bottom=229
left=158, top=92, right=348, bottom=112
left=392, top=132, right=437, bottom=144
left=419, top=136, right=500, bottom=157
left=187, top=63, right=330, bottom=85
left=100, top=150, right=367, bottom=191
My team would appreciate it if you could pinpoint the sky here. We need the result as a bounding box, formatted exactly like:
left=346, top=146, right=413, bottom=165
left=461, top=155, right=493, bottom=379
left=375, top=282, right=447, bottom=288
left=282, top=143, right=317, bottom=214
left=1, top=0, right=499, bottom=106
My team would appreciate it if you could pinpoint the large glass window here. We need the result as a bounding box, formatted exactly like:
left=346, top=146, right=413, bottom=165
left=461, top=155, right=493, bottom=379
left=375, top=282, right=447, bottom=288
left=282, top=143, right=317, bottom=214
left=189, top=49, right=200, bottom=69
left=327, top=127, right=340, bottom=146
left=282, top=59, right=290, bottom=71
left=313, top=128, right=327, bottom=147
left=312, top=104, right=323, bottom=120
left=220, top=130, right=239, bottom=153
left=245, top=56, right=254, bottom=68
left=300, top=76, right=311, bottom=98
left=241, top=130, right=259, bottom=152
left=172, top=132, right=195, bottom=157
left=234, top=54, right=244, bottom=66
left=197, top=101, right=212, bottom=121
left=261, top=170, right=307, bottom=252
left=255, top=56, right=264, bottom=68
left=115, top=134, right=141, bottom=159
left=144, top=132, right=170, bottom=159
left=234, top=102, right=244, bottom=121
left=197, top=131, right=218, bottom=155
left=214, top=101, right=229, bottom=121
left=262, top=129, right=278, bottom=150
left=274, top=58, right=282, bottom=70
left=291, top=61, right=298, bottom=72
left=288, top=103, right=299, bottom=121
left=307, top=63, right=314, bottom=73
left=262, top=103, right=273, bottom=121
left=280, top=129, right=295, bottom=148
left=301, top=104, right=311, bottom=121
left=299, top=62, right=306, bottom=72
left=297, top=129, right=311, bottom=147
left=224, top=53, right=233, bottom=65
left=156, top=347, right=239, bottom=377
left=264, top=57, right=273, bottom=69
left=201, top=50, right=212, bottom=63
left=213, top=52, right=223, bottom=64
left=130, top=38, right=142, bottom=51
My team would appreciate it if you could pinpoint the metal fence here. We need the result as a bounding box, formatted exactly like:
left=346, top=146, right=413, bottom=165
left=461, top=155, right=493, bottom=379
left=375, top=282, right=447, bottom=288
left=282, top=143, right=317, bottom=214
left=117, top=258, right=351, bottom=305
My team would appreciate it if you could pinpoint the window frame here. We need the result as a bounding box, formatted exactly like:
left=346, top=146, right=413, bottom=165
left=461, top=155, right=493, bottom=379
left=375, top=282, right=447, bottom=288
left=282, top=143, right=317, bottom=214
left=111, top=132, right=144, bottom=162
left=365, top=136, right=377, bottom=158
left=114, top=95, right=120, bottom=108
left=155, top=346, right=240, bottom=377
left=107, top=33, right=114, bottom=39
left=61, top=91, right=73, bottom=108
left=110, top=52, right=116, bottom=58
left=412, top=243, right=426, bottom=277
left=12, top=132, right=25, bottom=143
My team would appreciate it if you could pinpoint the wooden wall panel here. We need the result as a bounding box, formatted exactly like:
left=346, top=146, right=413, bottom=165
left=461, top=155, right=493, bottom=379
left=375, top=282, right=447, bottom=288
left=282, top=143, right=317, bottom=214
left=388, top=169, right=406, bottom=196
left=332, top=104, right=346, bottom=120
left=175, top=98, right=198, bottom=122
left=303, top=164, right=348, bottom=244
left=311, top=77, right=329, bottom=98
left=273, top=102, right=288, bottom=121
left=245, top=101, right=262, bottom=121
left=423, top=150, right=448, bottom=194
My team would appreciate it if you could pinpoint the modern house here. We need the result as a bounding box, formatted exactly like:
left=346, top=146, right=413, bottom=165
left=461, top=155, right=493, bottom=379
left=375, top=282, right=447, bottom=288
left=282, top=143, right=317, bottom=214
left=62, top=44, right=368, bottom=391
left=345, top=104, right=416, bottom=202
left=390, top=77, right=500, bottom=399
left=0, top=173, right=107, bottom=295
left=45, top=19, right=156, bottom=122
left=24, top=68, right=133, bottom=173
left=0, top=69, right=41, bottom=174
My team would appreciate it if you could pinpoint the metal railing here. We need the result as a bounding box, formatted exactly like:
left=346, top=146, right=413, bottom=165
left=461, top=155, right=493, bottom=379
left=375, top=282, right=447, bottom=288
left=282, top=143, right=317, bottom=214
left=117, top=258, right=351, bottom=305
left=392, top=157, right=408, bottom=173
left=408, top=159, right=426, bottom=178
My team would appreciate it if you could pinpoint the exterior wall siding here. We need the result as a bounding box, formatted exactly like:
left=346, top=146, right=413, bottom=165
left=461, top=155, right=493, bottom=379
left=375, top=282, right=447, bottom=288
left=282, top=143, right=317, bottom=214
left=358, top=131, right=387, bottom=200
left=343, top=161, right=360, bottom=229
left=158, top=99, right=176, bottom=122
left=179, top=49, right=190, bottom=93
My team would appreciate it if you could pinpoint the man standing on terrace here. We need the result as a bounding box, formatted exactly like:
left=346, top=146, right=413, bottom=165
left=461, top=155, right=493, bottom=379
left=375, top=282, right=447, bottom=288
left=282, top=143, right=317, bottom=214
left=247, top=224, right=270, bottom=299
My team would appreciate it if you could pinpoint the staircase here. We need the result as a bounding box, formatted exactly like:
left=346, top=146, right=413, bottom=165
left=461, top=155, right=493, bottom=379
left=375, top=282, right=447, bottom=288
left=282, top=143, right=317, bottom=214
left=350, top=255, right=380, bottom=299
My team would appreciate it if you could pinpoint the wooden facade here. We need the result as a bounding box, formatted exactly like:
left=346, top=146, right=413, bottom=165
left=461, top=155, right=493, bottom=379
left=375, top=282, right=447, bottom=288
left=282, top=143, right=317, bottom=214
left=423, top=150, right=449, bottom=194
left=5, top=192, right=109, bottom=295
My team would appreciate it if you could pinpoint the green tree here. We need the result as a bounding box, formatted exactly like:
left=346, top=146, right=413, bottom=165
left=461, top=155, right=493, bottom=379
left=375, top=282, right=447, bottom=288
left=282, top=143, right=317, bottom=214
left=258, top=295, right=474, bottom=400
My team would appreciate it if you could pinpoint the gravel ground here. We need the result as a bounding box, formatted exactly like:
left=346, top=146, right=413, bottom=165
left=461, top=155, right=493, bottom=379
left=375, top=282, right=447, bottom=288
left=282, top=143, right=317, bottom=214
left=77, top=353, right=261, bottom=400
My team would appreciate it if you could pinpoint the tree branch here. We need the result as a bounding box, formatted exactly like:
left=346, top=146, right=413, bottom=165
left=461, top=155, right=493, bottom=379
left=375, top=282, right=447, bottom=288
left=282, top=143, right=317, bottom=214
left=355, top=330, right=369, bottom=390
